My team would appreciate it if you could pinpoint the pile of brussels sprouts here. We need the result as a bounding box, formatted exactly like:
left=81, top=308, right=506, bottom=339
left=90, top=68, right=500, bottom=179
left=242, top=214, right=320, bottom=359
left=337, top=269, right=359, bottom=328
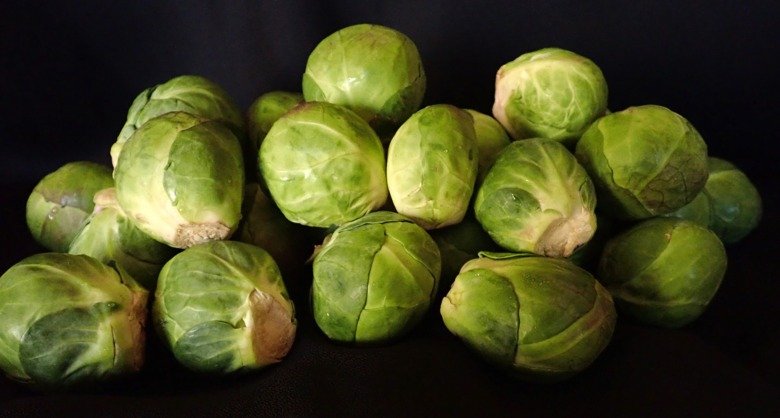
left=0, top=23, right=762, bottom=388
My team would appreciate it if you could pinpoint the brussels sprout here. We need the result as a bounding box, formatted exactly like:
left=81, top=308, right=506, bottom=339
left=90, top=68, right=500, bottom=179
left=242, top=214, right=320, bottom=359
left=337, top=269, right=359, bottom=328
left=387, top=104, right=478, bottom=229
left=665, top=157, right=762, bottom=243
left=68, top=188, right=177, bottom=289
left=111, top=75, right=245, bottom=167
left=598, top=218, right=727, bottom=328
left=235, top=183, right=314, bottom=281
left=246, top=91, right=303, bottom=151
left=114, top=112, right=244, bottom=249
left=154, top=241, right=296, bottom=374
left=474, top=138, right=597, bottom=258
left=311, top=211, right=441, bottom=344
left=0, top=253, right=147, bottom=387
left=464, top=109, right=511, bottom=182
left=440, top=253, right=616, bottom=382
left=302, top=24, right=426, bottom=133
left=575, top=105, right=709, bottom=220
left=492, top=48, right=608, bottom=144
left=431, top=217, right=501, bottom=292
left=259, top=102, right=387, bottom=228
left=26, top=161, right=114, bottom=252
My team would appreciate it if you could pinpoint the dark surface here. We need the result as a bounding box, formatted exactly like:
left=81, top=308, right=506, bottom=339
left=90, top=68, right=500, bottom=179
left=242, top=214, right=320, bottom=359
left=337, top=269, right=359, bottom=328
left=1, top=1, right=778, bottom=416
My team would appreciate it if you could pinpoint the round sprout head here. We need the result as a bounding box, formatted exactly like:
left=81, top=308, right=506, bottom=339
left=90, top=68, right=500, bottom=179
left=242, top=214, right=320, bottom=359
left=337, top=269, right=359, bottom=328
left=154, top=241, right=296, bottom=374
left=111, top=75, right=245, bottom=168
left=311, top=212, right=441, bottom=344
left=492, top=48, right=608, bottom=144
left=26, top=161, right=114, bottom=252
left=474, top=138, right=597, bottom=258
left=440, top=254, right=616, bottom=382
left=259, top=102, right=388, bottom=228
left=302, top=24, right=426, bottom=132
left=387, top=104, right=479, bottom=230
left=0, top=253, right=147, bottom=387
left=575, top=105, right=709, bottom=220
left=598, top=218, right=727, bottom=328
left=114, top=112, right=245, bottom=249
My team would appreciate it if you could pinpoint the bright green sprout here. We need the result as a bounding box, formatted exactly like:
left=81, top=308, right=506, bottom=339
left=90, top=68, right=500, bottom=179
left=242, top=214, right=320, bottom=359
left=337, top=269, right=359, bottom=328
left=154, top=241, right=296, bottom=374
left=441, top=253, right=616, bottom=382
left=0, top=253, right=147, bottom=388
left=311, top=211, right=441, bottom=344
left=259, top=101, right=387, bottom=228
left=598, top=218, right=727, bottom=328
left=475, top=138, right=597, bottom=257
left=575, top=105, right=709, bottom=220
left=492, top=47, right=608, bottom=145
left=114, top=112, right=244, bottom=249
left=303, top=23, right=426, bottom=135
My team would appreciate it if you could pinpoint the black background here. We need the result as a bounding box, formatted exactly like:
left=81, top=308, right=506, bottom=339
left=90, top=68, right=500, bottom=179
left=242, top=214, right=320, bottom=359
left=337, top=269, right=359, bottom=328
left=1, top=1, right=778, bottom=416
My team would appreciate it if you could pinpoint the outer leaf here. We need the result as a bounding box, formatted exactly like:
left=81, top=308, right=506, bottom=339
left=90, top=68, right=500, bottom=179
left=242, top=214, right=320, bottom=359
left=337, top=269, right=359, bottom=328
left=440, top=268, right=519, bottom=365
left=173, top=321, right=249, bottom=374
left=19, top=307, right=107, bottom=386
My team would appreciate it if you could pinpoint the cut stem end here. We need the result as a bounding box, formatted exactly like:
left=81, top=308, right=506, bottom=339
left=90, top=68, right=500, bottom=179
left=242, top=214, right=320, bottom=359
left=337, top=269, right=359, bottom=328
left=536, top=209, right=595, bottom=258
